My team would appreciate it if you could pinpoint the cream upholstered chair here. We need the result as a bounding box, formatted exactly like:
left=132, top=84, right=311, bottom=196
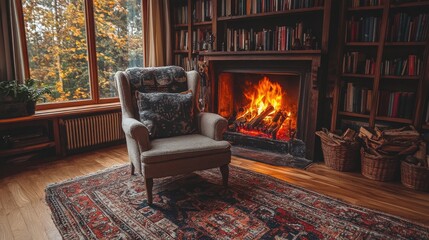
left=115, top=66, right=231, bottom=204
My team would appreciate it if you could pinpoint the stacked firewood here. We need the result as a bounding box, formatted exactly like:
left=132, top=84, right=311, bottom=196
left=358, top=126, right=425, bottom=163
left=316, top=128, right=358, bottom=145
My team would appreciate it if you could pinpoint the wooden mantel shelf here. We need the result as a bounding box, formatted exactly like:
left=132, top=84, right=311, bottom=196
left=200, top=50, right=322, bottom=62
left=200, top=50, right=321, bottom=56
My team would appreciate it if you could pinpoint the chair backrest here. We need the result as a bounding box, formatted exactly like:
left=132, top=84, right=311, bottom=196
left=126, top=66, right=188, bottom=94
left=116, top=66, right=199, bottom=119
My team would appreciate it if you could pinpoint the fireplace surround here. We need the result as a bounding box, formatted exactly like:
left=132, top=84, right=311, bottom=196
left=202, top=52, right=323, bottom=160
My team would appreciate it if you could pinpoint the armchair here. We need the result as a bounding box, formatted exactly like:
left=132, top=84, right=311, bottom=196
left=115, top=66, right=231, bottom=204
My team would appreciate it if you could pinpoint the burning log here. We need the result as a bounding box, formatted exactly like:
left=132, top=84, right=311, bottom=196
left=247, top=105, right=274, bottom=129
left=271, top=111, right=282, bottom=123
left=264, top=111, right=283, bottom=133
left=234, top=112, right=251, bottom=125
left=270, top=115, right=286, bottom=139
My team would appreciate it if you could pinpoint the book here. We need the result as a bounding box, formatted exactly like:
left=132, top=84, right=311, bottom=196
left=391, top=92, right=401, bottom=118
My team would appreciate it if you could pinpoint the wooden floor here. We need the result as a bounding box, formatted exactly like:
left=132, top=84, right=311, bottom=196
left=0, top=144, right=428, bottom=240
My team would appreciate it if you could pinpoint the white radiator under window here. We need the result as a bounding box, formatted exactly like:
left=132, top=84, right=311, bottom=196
left=62, top=112, right=125, bottom=151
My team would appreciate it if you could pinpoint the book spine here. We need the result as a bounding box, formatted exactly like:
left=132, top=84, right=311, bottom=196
left=391, top=92, right=401, bottom=118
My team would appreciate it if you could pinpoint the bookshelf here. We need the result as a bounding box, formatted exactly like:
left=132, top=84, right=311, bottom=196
left=171, top=0, right=214, bottom=71
left=171, top=0, right=333, bottom=69
left=331, top=0, right=429, bottom=132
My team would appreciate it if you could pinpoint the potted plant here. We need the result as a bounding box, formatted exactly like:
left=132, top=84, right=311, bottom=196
left=0, top=79, right=51, bottom=118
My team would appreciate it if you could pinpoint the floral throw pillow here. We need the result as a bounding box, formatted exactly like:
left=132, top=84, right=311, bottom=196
left=135, top=91, right=196, bottom=138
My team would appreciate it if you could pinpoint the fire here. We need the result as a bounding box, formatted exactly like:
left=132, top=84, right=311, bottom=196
left=234, top=76, right=296, bottom=141
left=241, top=76, right=284, bottom=118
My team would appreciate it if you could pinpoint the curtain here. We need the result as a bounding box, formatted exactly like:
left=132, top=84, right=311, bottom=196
left=143, top=0, right=172, bottom=67
left=0, top=0, right=25, bottom=82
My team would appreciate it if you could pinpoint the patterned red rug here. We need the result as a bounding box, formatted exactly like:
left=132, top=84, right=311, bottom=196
left=46, top=165, right=428, bottom=239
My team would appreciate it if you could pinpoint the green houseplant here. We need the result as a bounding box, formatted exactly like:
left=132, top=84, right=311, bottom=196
left=0, top=79, right=51, bottom=118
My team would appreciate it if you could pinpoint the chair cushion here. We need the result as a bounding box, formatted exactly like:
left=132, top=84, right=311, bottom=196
left=126, top=66, right=188, bottom=93
left=141, top=134, right=231, bottom=164
left=136, top=91, right=196, bottom=138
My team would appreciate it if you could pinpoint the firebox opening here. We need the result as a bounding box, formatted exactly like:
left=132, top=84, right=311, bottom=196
left=218, top=72, right=301, bottom=142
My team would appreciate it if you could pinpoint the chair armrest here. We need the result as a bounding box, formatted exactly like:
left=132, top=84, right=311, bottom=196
left=122, top=117, right=151, bottom=151
left=197, top=112, right=228, bottom=141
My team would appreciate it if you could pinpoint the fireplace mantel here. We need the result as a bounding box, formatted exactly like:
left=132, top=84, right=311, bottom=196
left=200, top=50, right=322, bottom=63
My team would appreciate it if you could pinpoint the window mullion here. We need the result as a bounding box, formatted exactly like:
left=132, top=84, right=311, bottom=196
left=84, top=0, right=99, bottom=103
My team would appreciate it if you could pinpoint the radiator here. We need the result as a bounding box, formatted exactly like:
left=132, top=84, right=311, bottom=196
left=63, top=112, right=125, bottom=151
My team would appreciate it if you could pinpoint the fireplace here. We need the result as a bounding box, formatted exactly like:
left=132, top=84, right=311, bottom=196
left=218, top=72, right=300, bottom=141
left=203, top=54, right=323, bottom=160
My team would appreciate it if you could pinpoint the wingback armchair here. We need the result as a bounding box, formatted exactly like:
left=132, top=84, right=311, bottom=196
left=115, top=66, right=231, bottom=204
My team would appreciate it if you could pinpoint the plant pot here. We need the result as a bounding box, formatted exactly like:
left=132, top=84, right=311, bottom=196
left=0, top=101, right=35, bottom=119
left=26, top=101, right=36, bottom=115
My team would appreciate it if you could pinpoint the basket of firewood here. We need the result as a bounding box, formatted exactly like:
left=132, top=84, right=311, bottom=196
left=401, top=142, right=429, bottom=191
left=316, top=128, right=360, bottom=171
left=359, top=126, right=420, bottom=182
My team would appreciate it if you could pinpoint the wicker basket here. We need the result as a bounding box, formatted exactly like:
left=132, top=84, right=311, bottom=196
left=317, top=132, right=360, bottom=171
left=401, top=161, right=429, bottom=191
left=361, top=149, right=400, bottom=181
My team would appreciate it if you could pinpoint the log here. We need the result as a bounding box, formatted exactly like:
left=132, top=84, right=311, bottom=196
left=358, top=127, right=374, bottom=140
left=342, top=128, right=356, bottom=141
left=271, top=111, right=282, bottom=123
left=271, top=115, right=286, bottom=139
left=414, top=141, right=427, bottom=161
left=234, top=112, right=251, bottom=125
left=247, top=105, right=274, bottom=128
left=268, top=114, right=286, bottom=134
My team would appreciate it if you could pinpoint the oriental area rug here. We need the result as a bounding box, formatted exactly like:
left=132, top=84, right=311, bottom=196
left=45, top=165, right=429, bottom=239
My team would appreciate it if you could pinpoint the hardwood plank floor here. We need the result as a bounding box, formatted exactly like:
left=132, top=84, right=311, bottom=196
left=0, top=144, right=428, bottom=240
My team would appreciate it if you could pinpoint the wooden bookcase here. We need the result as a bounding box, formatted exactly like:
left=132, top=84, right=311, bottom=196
left=170, top=0, right=332, bottom=68
left=331, top=0, right=429, bottom=132
left=171, top=0, right=214, bottom=71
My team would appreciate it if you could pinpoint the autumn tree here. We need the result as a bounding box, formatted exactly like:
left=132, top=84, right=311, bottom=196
left=22, top=0, right=143, bottom=102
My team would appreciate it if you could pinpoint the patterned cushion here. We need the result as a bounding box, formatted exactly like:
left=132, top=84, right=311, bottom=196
left=126, top=66, right=188, bottom=94
left=135, top=91, right=196, bottom=139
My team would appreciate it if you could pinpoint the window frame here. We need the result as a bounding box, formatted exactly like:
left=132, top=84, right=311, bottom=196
left=16, top=0, right=143, bottom=110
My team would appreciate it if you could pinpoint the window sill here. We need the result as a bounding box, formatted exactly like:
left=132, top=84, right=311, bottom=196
left=0, top=102, right=121, bottom=124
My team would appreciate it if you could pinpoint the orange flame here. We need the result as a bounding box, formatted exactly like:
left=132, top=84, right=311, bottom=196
left=240, top=76, right=284, bottom=119
left=235, top=76, right=296, bottom=141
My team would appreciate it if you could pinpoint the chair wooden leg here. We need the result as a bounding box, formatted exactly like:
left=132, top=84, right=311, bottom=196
left=145, top=178, right=153, bottom=205
left=130, top=163, right=135, bottom=176
left=220, top=164, right=229, bottom=187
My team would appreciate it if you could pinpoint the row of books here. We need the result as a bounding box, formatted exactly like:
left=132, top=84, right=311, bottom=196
left=387, top=13, right=429, bottom=42
left=225, top=22, right=308, bottom=51
left=342, top=52, right=375, bottom=75
left=380, top=55, right=422, bottom=76
left=192, top=29, right=211, bottom=51
left=378, top=91, right=415, bottom=118
left=345, top=16, right=380, bottom=42
left=193, top=0, right=212, bottom=22
left=176, top=5, right=188, bottom=24
left=219, top=0, right=324, bottom=16
left=174, top=55, right=198, bottom=71
left=175, top=30, right=188, bottom=50
left=348, top=0, right=383, bottom=7
left=342, top=83, right=373, bottom=114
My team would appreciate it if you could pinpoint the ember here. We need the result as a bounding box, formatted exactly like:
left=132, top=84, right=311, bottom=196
left=225, top=76, right=297, bottom=141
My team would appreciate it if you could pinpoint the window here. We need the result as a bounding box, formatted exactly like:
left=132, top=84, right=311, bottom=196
left=20, top=0, right=144, bottom=107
